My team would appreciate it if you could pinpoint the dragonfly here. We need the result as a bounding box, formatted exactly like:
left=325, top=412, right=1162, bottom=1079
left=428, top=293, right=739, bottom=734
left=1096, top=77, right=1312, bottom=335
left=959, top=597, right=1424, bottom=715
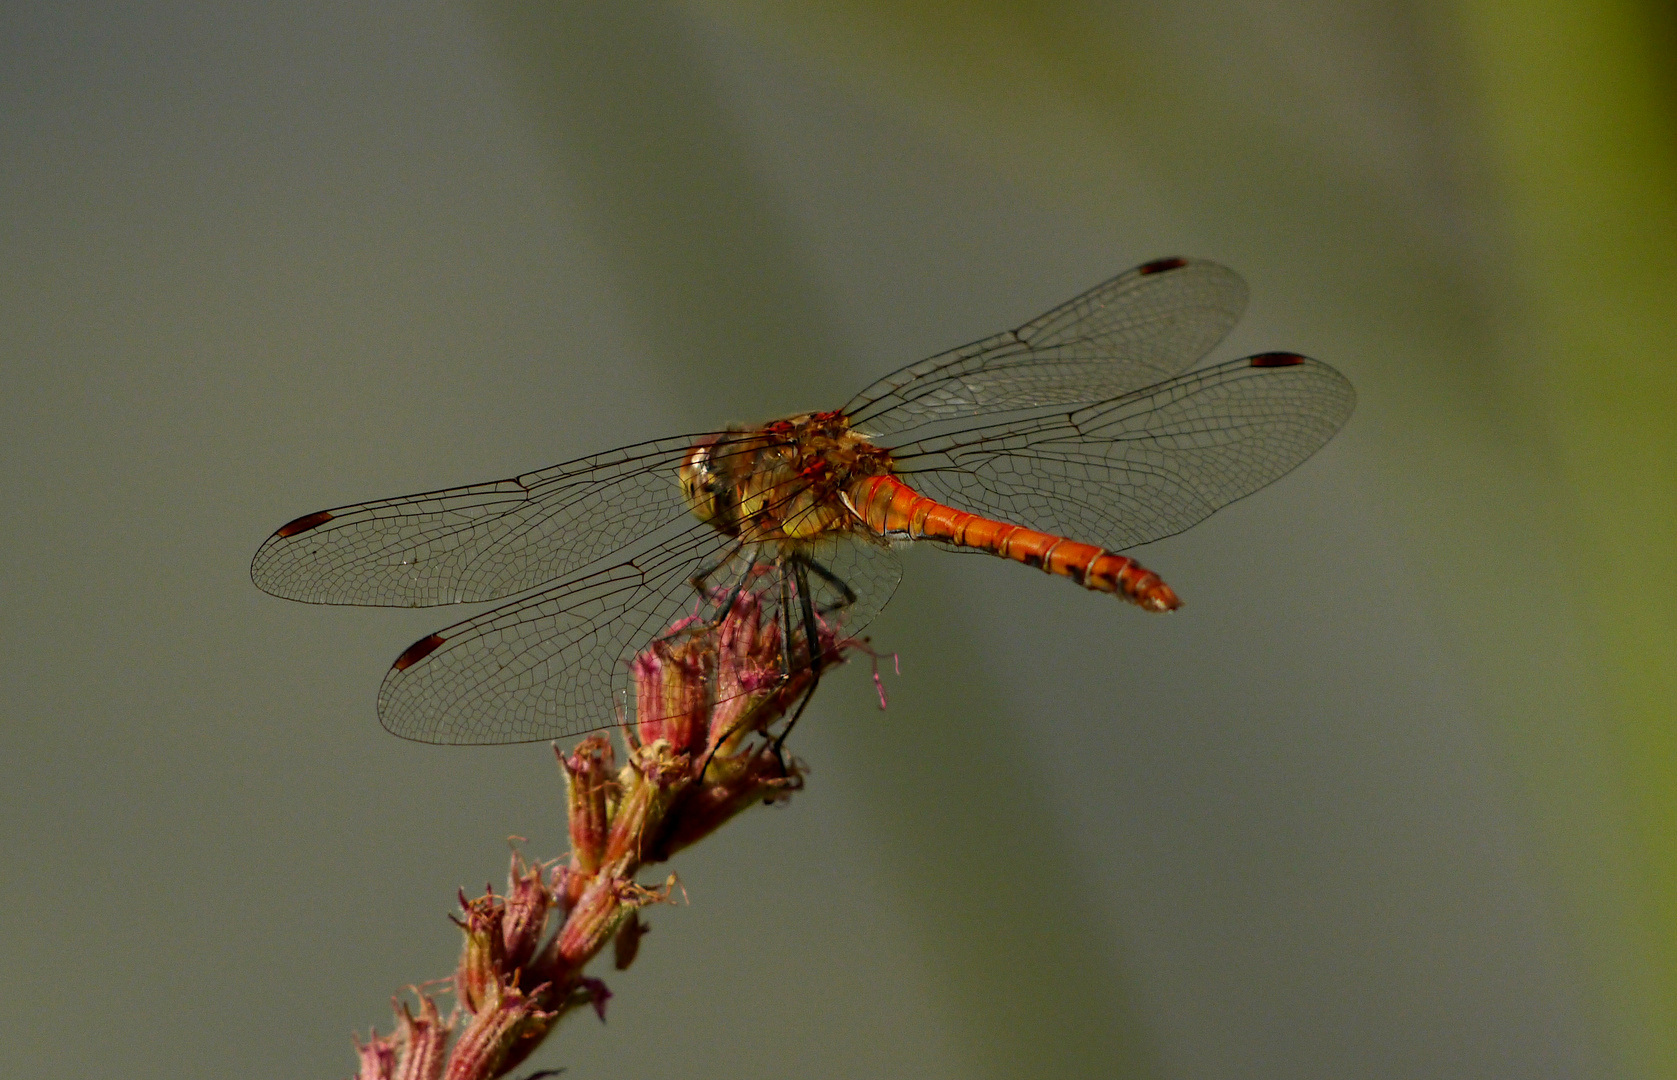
left=252, top=257, right=1355, bottom=745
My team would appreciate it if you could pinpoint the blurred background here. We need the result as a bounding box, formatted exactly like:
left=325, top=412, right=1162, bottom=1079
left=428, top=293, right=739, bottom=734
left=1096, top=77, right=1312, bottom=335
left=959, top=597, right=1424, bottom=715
left=4, top=2, right=1675, bottom=1077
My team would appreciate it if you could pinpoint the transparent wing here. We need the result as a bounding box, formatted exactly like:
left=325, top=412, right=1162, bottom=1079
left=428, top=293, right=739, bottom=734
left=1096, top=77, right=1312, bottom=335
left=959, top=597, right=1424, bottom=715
left=250, top=434, right=735, bottom=607
left=376, top=528, right=902, bottom=745
left=790, top=534, right=903, bottom=637
left=888, top=354, right=1355, bottom=552
left=843, top=258, right=1248, bottom=438
left=252, top=259, right=1241, bottom=609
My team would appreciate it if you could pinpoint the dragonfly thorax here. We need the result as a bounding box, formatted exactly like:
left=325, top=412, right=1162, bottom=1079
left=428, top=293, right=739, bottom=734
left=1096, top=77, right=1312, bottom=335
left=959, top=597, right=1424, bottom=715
left=677, top=410, right=893, bottom=544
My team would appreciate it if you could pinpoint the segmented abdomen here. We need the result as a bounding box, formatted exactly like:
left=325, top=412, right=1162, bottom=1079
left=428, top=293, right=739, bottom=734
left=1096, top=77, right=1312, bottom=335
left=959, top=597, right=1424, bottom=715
left=847, top=475, right=1180, bottom=612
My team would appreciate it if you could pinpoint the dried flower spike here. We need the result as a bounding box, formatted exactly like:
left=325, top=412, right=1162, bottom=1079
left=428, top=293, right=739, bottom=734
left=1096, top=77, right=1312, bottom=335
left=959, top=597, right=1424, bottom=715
left=351, top=579, right=870, bottom=1080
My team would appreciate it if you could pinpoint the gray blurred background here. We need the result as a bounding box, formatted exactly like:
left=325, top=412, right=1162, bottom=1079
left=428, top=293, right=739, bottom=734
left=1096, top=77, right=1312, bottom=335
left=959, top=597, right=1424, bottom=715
left=5, top=2, right=1675, bottom=1078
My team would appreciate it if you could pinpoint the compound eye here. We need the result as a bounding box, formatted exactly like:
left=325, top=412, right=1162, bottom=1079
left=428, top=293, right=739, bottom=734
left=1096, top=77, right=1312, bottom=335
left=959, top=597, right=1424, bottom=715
left=679, top=439, right=721, bottom=523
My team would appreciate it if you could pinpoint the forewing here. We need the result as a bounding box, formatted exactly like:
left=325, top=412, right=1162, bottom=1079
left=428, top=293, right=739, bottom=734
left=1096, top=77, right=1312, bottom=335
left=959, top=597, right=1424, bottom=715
left=888, top=354, right=1355, bottom=552
left=843, top=258, right=1247, bottom=437
left=250, top=435, right=717, bottom=607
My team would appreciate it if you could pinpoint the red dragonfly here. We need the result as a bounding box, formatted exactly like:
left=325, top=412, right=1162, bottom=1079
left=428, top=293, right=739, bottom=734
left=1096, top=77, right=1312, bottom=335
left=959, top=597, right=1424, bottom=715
left=253, top=258, right=1354, bottom=744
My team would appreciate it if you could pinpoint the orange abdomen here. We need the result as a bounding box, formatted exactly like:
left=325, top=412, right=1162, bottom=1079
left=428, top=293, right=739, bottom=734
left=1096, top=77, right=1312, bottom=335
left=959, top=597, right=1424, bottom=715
left=848, top=475, right=1180, bottom=612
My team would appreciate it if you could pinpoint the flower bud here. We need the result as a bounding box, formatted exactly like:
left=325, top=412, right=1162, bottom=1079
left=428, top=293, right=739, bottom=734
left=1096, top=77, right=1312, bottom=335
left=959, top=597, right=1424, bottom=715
left=633, top=630, right=712, bottom=754
left=553, top=873, right=632, bottom=975
left=603, top=739, right=690, bottom=867
left=451, top=889, right=504, bottom=1015
left=559, top=738, right=615, bottom=877
left=500, top=853, right=551, bottom=975
left=445, top=976, right=556, bottom=1080
left=352, top=1029, right=397, bottom=1080
left=393, top=993, right=449, bottom=1080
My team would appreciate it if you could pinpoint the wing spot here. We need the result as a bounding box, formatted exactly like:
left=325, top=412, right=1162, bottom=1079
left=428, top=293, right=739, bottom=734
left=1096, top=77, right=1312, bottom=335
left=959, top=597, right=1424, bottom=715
left=393, top=633, right=447, bottom=671
left=1250, top=352, right=1306, bottom=367
left=1138, top=257, right=1189, bottom=276
left=275, top=510, right=334, bottom=538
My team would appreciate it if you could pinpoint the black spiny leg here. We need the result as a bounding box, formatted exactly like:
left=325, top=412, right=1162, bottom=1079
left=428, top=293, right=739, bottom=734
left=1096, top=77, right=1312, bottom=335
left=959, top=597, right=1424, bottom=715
left=800, top=553, right=858, bottom=617
left=772, top=557, right=826, bottom=759
left=795, top=558, right=824, bottom=681
left=689, top=542, right=748, bottom=623
left=775, top=555, right=796, bottom=685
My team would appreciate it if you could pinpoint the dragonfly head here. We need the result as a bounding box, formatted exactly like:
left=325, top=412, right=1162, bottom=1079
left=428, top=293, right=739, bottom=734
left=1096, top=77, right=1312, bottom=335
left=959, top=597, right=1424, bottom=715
left=679, top=435, right=728, bottom=529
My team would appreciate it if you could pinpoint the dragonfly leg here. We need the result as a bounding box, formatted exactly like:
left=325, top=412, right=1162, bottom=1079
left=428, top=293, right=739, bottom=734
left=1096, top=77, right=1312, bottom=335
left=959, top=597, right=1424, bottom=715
left=775, top=555, right=796, bottom=682
left=696, top=715, right=741, bottom=783
left=769, top=677, right=820, bottom=771
left=794, top=559, right=825, bottom=678
left=689, top=543, right=748, bottom=612
left=700, top=558, right=816, bottom=782
left=708, top=569, right=751, bottom=629
left=799, top=554, right=859, bottom=617
left=771, top=558, right=826, bottom=762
